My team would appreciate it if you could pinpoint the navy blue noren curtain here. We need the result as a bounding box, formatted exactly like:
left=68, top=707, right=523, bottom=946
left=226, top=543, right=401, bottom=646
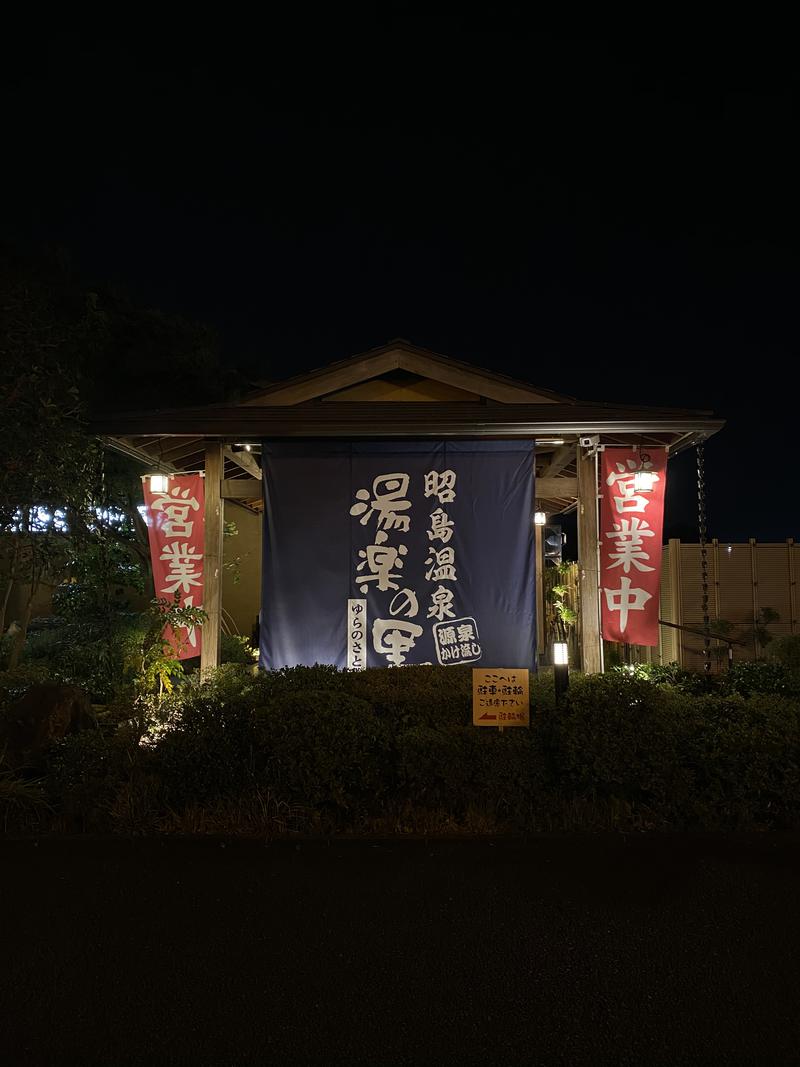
left=260, top=440, right=536, bottom=670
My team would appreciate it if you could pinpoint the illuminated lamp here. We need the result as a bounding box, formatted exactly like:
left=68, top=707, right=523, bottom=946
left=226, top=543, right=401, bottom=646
left=633, top=470, right=657, bottom=493
left=534, top=511, right=547, bottom=527
left=149, top=474, right=169, bottom=493
left=553, top=641, right=570, bottom=703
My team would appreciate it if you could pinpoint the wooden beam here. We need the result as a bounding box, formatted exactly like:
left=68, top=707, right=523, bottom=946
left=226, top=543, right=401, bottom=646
left=201, top=442, right=224, bottom=673
left=158, top=438, right=206, bottom=461
left=101, top=436, right=179, bottom=472
left=243, top=351, right=402, bottom=406
left=94, top=405, right=726, bottom=440
left=397, top=351, right=559, bottom=404
left=242, top=346, right=562, bottom=407
left=577, top=446, right=602, bottom=673
left=541, top=444, right=575, bottom=478
left=222, top=478, right=262, bottom=499
left=536, top=477, right=577, bottom=500
left=224, top=446, right=261, bottom=480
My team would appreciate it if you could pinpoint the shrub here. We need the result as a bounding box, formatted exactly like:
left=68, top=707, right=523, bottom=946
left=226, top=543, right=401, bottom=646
left=41, top=727, right=137, bottom=830
left=0, top=763, right=50, bottom=832
left=678, top=691, right=800, bottom=828
left=0, top=663, right=54, bottom=713
left=22, top=614, right=145, bottom=702
left=3, top=661, right=799, bottom=835
left=769, top=635, right=800, bottom=687
left=725, top=660, right=791, bottom=698
left=147, top=685, right=258, bottom=805
left=549, top=673, right=694, bottom=826
left=220, top=634, right=258, bottom=665
left=254, top=689, right=391, bottom=820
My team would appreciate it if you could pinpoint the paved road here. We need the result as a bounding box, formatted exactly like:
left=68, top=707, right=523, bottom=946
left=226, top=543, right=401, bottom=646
left=2, top=835, right=799, bottom=1065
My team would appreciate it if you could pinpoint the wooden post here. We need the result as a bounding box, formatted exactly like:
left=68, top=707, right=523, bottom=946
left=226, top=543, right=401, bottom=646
left=712, top=537, right=721, bottom=667
left=789, top=538, right=796, bottom=636
left=535, top=521, right=545, bottom=658
left=201, top=441, right=224, bottom=674
left=577, top=446, right=602, bottom=674
left=750, top=537, right=760, bottom=659
left=668, top=539, right=683, bottom=666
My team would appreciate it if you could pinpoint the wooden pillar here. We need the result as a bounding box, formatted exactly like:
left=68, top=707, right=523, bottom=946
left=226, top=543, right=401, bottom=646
left=750, top=537, right=760, bottom=659
left=668, top=539, right=683, bottom=666
left=577, top=446, right=602, bottom=674
left=201, top=441, right=224, bottom=673
left=789, top=538, right=796, bottom=636
left=535, top=522, right=545, bottom=658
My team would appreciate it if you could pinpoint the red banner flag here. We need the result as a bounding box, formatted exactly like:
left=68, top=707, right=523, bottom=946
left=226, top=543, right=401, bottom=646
left=142, top=474, right=205, bottom=660
left=600, top=447, right=667, bottom=647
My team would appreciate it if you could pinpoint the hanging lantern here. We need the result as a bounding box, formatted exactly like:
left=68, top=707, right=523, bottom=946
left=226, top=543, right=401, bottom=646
left=633, top=470, right=657, bottom=493
left=633, top=450, right=657, bottom=493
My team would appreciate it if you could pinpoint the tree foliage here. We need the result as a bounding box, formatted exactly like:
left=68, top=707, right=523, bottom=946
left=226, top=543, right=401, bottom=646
left=0, top=254, right=102, bottom=661
left=0, top=245, right=232, bottom=667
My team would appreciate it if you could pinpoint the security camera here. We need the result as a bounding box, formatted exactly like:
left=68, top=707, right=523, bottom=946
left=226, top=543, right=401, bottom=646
left=579, top=435, right=599, bottom=448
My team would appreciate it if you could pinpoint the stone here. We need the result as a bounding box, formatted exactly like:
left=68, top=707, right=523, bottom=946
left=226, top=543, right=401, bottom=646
left=0, top=683, right=94, bottom=765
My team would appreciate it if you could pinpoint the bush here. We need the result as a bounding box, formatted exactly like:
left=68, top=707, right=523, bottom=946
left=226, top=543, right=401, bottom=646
left=254, top=690, right=391, bottom=821
left=611, top=659, right=798, bottom=699
left=3, top=662, right=800, bottom=835
left=725, top=660, right=791, bottom=697
left=41, top=727, right=138, bottom=830
left=22, top=614, right=146, bottom=702
left=220, top=634, right=258, bottom=665
left=548, top=674, right=694, bottom=826
left=770, top=635, right=800, bottom=686
left=0, top=663, right=54, bottom=713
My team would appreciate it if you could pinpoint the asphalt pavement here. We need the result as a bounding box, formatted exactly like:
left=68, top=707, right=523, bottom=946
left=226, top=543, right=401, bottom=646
left=2, top=835, right=799, bottom=1065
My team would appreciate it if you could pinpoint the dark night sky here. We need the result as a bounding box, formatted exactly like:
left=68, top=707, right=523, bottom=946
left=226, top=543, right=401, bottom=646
left=2, top=19, right=798, bottom=541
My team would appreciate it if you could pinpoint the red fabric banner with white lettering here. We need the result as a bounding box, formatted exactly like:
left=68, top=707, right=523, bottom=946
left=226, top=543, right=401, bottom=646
left=142, top=474, right=205, bottom=660
left=600, top=447, right=667, bottom=647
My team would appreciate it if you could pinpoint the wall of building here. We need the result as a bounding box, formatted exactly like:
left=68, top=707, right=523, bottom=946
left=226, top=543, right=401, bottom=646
left=222, top=501, right=262, bottom=641
left=656, top=538, right=798, bottom=667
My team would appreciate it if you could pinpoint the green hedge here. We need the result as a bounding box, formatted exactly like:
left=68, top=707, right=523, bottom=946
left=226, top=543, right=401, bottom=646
left=3, top=664, right=800, bottom=835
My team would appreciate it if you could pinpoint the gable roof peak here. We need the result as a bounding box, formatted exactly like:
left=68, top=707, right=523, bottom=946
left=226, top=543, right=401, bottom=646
left=242, top=340, right=575, bottom=407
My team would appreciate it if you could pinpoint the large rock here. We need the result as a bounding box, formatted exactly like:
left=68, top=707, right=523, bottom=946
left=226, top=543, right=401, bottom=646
left=1, top=683, right=94, bottom=765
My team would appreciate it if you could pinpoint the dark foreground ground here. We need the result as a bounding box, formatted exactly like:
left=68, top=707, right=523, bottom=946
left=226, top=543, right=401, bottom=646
left=2, top=835, right=799, bottom=1066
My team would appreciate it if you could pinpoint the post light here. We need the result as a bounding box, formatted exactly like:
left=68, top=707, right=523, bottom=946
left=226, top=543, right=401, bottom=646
left=149, top=474, right=169, bottom=493
left=534, top=510, right=547, bottom=527
left=633, top=470, right=657, bottom=493
left=553, top=641, right=570, bottom=703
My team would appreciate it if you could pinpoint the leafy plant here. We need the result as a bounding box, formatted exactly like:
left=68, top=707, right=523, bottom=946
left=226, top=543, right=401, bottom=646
left=220, top=633, right=258, bottom=664
left=545, top=562, right=578, bottom=644
left=769, top=634, right=800, bottom=685
left=126, top=596, right=207, bottom=701
left=0, top=761, right=50, bottom=831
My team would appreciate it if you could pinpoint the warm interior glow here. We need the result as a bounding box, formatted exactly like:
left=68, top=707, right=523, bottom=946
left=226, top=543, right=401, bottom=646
left=149, top=474, right=169, bottom=493
left=633, top=470, right=656, bottom=492
left=553, top=641, right=569, bottom=665
left=534, top=511, right=547, bottom=526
